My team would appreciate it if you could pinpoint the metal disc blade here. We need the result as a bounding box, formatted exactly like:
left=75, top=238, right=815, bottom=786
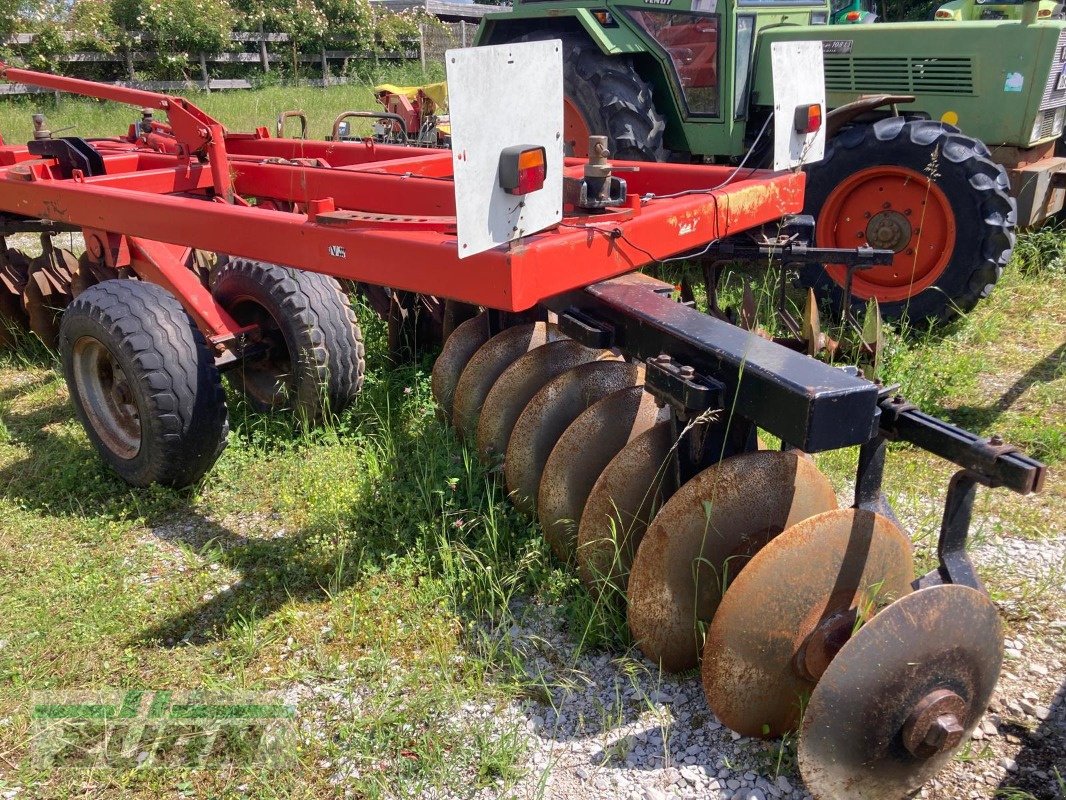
left=538, top=386, right=667, bottom=563
left=475, top=339, right=609, bottom=464
left=702, top=508, right=914, bottom=738
left=627, top=451, right=838, bottom=674
left=431, top=312, right=489, bottom=419
left=576, top=419, right=678, bottom=595
left=799, top=584, right=1002, bottom=800
left=452, top=322, right=564, bottom=440
left=505, top=360, right=643, bottom=515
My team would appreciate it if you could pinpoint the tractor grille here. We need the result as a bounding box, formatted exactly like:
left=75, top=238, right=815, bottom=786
left=1039, top=30, right=1066, bottom=110
left=825, top=55, right=974, bottom=96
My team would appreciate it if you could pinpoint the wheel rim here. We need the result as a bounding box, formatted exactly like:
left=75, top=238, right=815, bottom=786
left=563, top=96, right=591, bottom=158
left=72, top=336, right=142, bottom=459
left=228, top=297, right=294, bottom=407
left=817, top=165, right=956, bottom=303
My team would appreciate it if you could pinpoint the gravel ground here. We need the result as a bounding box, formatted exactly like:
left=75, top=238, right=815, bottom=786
left=292, top=532, right=1065, bottom=800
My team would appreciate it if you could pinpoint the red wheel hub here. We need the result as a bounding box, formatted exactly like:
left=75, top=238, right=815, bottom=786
left=816, top=165, right=956, bottom=303
left=563, top=96, right=591, bottom=158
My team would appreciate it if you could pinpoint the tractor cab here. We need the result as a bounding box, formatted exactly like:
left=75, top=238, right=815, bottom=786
left=477, top=0, right=832, bottom=159
left=831, top=0, right=879, bottom=23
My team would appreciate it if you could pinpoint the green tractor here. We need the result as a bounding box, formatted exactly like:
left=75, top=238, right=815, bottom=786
left=476, top=0, right=1065, bottom=323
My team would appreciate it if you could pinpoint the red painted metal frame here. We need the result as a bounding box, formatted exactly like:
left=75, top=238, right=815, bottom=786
left=0, top=63, right=805, bottom=344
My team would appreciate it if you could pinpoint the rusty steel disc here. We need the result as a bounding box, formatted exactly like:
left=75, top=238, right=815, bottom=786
left=475, top=339, right=610, bottom=464
left=576, top=419, right=678, bottom=595
left=702, top=508, right=914, bottom=739
left=452, top=322, right=565, bottom=440
left=430, top=312, right=489, bottom=419
left=538, top=386, right=667, bottom=563
left=23, top=253, right=75, bottom=349
left=0, top=291, right=27, bottom=347
left=799, top=584, right=1002, bottom=800
left=505, top=360, right=643, bottom=514
left=0, top=249, right=29, bottom=346
left=627, top=451, right=838, bottom=674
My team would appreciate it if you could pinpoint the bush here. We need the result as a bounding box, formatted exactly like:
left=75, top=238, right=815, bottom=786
left=2, top=0, right=427, bottom=81
left=111, top=0, right=236, bottom=78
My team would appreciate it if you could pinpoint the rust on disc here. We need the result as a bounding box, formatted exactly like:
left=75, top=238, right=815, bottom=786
left=627, top=451, right=838, bottom=674
left=475, top=339, right=612, bottom=464
left=538, top=386, right=667, bottom=563
left=430, top=312, right=489, bottom=420
left=451, top=322, right=565, bottom=440
left=0, top=248, right=29, bottom=347
left=799, top=584, right=1002, bottom=800
left=576, top=419, right=678, bottom=596
left=702, top=508, right=914, bottom=739
left=23, top=250, right=76, bottom=349
left=505, top=360, right=643, bottom=515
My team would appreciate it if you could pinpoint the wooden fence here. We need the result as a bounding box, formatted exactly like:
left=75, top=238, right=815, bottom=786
left=0, top=4, right=491, bottom=96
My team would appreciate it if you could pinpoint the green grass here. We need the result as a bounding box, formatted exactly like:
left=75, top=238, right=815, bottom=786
left=0, top=62, right=445, bottom=142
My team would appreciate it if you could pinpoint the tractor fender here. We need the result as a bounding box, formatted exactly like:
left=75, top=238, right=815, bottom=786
left=476, top=10, right=629, bottom=55
left=826, top=94, right=915, bottom=138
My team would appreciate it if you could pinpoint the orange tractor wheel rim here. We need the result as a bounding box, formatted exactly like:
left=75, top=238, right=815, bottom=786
left=816, top=165, right=956, bottom=303
left=563, top=96, right=591, bottom=158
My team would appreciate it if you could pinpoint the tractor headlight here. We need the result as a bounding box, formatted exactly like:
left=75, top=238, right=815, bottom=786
left=810, top=11, right=828, bottom=24
left=1029, top=107, right=1066, bottom=144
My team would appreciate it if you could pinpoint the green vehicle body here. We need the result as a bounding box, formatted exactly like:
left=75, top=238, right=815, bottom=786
left=934, top=0, right=1061, bottom=21
left=476, top=0, right=1066, bottom=224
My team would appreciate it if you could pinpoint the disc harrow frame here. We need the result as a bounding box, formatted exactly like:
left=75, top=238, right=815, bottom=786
left=0, top=62, right=1050, bottom=800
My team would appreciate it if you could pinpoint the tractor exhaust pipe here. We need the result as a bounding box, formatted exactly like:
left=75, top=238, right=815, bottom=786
left=1022, top=0, right=1040, bottom=24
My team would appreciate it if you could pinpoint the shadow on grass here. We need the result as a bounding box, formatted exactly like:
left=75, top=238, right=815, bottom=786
left=948, top=342, right=1065, bottom=430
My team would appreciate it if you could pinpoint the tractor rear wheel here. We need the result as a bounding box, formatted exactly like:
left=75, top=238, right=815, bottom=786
left=801, top=118, right=1016, bottom=325
left=508, top=33, right=666, bottom=161
left=213, top=259, right=365, bottom=422
left=59, top=280, right=229, bottom=487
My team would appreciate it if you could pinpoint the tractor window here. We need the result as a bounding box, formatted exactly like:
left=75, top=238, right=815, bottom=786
left=623, top=9, right=720, bottom=116
left=735, top=15, right=755, bottom=118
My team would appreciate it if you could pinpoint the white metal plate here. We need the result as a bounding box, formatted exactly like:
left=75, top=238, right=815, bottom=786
left=771, top=41, right=827, bottom=171
left=446, top=40, right=564, bottom=259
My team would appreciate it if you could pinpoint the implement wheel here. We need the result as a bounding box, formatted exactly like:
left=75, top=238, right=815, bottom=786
left=213, top=259, right=364, bottom=422
left=59, top=280, right=229, bottom=487
left=802, top=119, right=1015, bottom=324
left=508, top=33, right=666, bottom=160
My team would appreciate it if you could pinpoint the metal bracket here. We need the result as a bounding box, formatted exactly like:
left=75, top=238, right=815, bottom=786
left=872, top=392, right=1046, bottom=593
left=563, top=174, right=627, bottom=210
left=644, top=353, right=725, bottom=415
left=557, top=307, right=614, bottom=349
left=26, top=137, right=105, bottom=179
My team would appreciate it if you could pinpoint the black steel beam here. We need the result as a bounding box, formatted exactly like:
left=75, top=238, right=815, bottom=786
left=552, top=273, right=880, bottom=453
left=879, top=400, right=1046, bottom=495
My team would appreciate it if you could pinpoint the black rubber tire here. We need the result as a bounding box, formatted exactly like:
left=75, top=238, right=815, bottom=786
left=509, top=32, right=666, bottom=161
left=59, top=280, right=229, bottom=488
left=213, top=259, right=364, bottom=422
left=801, top=118, right=1016, bottom=325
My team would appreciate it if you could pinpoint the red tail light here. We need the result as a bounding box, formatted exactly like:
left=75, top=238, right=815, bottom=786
left=793, top=103, right=823, bottom=135
left=499, top=145, right=547, bottom=196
